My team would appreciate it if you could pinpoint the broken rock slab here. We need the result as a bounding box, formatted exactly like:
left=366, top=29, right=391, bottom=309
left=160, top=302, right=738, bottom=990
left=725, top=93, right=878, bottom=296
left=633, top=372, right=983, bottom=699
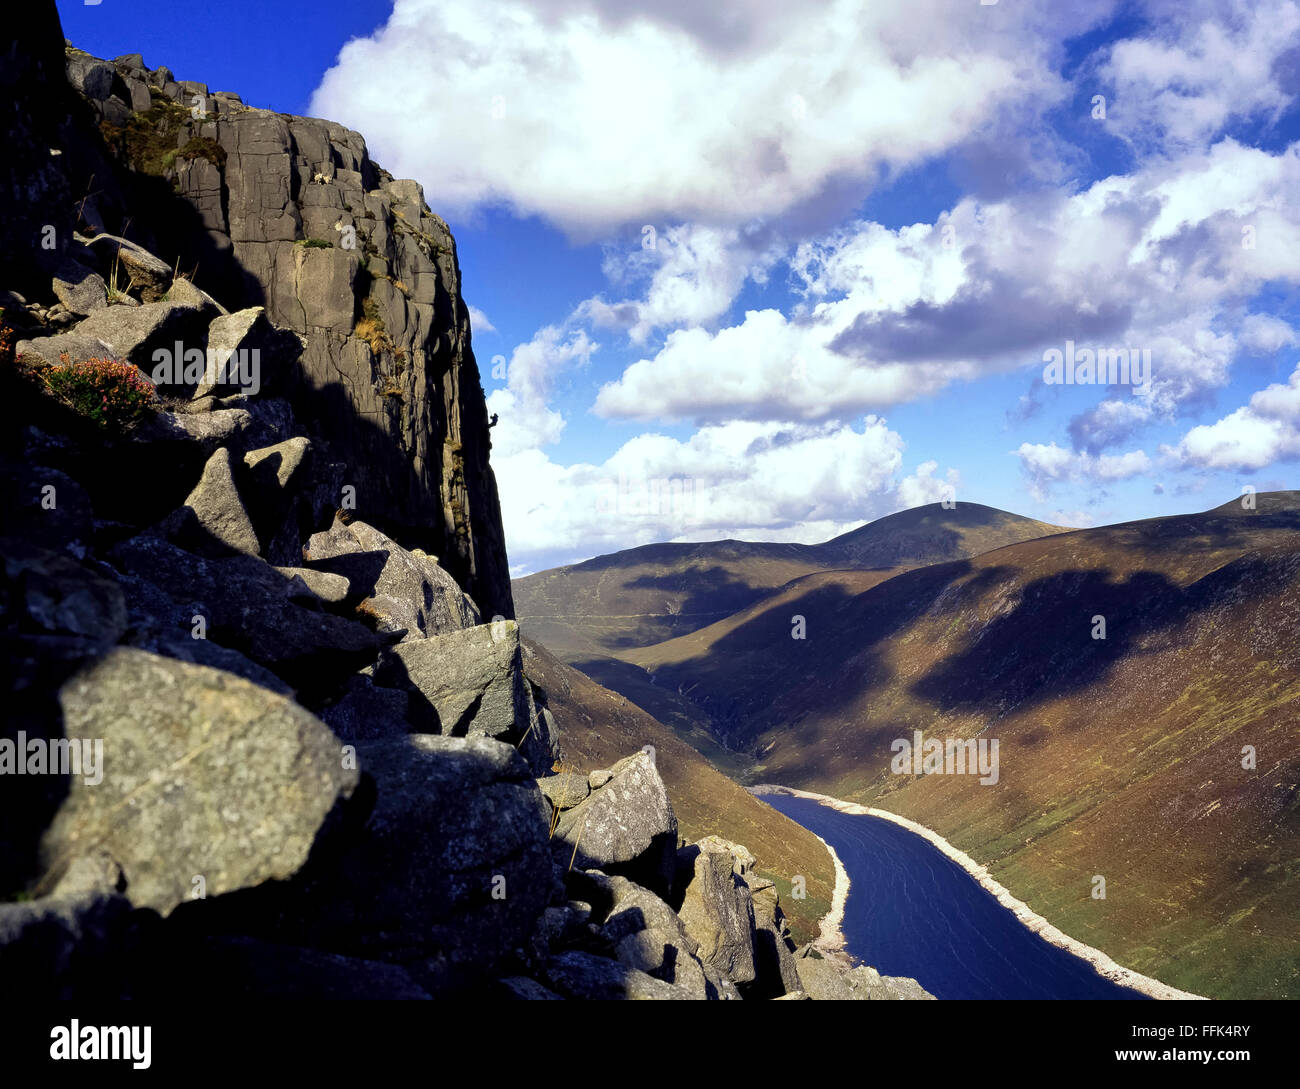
left=304, top=516, right=480, bottom=639
left=38, top=648, right=359, bottom=918
left=553, top=749, right=678, bottom=898
left=151, top=446, right=260, bottom=558
left=370, top=619, right=555, bottom=772
left=306, top=735, right=554, bottom=989
left=676, top=836, right=758, bottom=986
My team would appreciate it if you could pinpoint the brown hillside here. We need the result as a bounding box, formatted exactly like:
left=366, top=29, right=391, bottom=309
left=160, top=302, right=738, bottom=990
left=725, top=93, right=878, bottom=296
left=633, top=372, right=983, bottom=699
left=522, top=636, right=835, bottom=944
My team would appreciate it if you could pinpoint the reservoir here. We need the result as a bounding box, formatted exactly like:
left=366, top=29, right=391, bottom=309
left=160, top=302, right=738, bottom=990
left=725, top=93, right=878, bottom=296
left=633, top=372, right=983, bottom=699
left=764, top=793, right=1149, bottom=1000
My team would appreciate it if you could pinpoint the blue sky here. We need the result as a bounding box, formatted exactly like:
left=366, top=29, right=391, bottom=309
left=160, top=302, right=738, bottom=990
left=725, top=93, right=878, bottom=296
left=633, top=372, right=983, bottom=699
left=59, top=0, right=1300, bottom=573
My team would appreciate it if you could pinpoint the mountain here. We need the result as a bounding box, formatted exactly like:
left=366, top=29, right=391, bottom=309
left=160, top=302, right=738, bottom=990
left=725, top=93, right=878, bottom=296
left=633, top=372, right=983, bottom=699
left=583, top=492, right=1300, bottom=999
left=514, top=501, right=1068, bottom=659
left=819, top=501, right=1068, bottom=567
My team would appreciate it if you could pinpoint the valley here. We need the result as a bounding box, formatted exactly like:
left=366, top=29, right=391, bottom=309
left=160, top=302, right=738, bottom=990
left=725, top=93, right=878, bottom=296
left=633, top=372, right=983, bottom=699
left=515, top=494, right=1300, bottom=999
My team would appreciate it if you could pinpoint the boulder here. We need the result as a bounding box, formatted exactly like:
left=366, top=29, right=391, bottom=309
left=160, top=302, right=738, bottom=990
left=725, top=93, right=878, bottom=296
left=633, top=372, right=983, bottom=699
left=676, top=837, right=758, bottom=985
left=585, top=872, right=711, bottom=1000
left=240, top=437, right=313, bottom=562
left=65, top=55, right=116, bottom=101
left=371, top=620, right=554, bottom=772
left=14, top=332, right=113, bottom=367
left=74, top=300, right=215, bottom=383
left=1, top=538, right=126, bottom=680
left=316, top=735, right=554, bottom=987
left=38, top=409, right=260, bottom=533
left=553, top=750, right=678, bottom=897
left=129, top=407, right=253, bottom=455
left=37, top=648, right=359, bottom=917
left=317, top=674, right=412, bottom=742
left=274, top=565, right=349, bottom=605
left=163, top=277, right=228, bottom=317
left=152, top=446, right=260, bottom=558
left=793, top=954, right=855, bottom=1000
left=543, top=950, right=693, bottom=1001
left=52, top=258, right=107, bottom=316
left=792, top=954, right=935, bottom=1000
left=537, top=772, right=589, bottom=811
left=748, top=876, right=802, bottom=998
left=107, top=535, right=388, bottom=689
left=532, top=902, right=591, bottom=953
left=0, top=891, right=138, bottom=1000
left=200, top=307, right=300, bottom=399
left=0, top=540, right=127, bottom=894
left=873, top=971, right=937, bottom=1000
left=83, top=234, right=174, bottom=303
left=3, top=463, right=94, bottom=557
left=304, top=517, right=480, bottom=639
left=113, top=569, right=293, bottom=696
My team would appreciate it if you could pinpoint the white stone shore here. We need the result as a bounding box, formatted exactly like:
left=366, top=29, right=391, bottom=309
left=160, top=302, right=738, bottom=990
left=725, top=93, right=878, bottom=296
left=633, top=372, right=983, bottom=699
left=751, top=783, right=1208, bottom=1001
left=806, top=830, right=852, bottom=965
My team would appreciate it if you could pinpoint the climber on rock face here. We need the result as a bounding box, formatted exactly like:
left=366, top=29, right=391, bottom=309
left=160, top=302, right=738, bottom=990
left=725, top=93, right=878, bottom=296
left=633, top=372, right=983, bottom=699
left=489, top=412, right=499, bottom=428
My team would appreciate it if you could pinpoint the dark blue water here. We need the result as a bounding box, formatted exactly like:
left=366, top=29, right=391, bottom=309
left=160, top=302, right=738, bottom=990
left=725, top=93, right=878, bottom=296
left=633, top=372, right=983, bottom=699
left=765, top=794, right=1149, bottom=1000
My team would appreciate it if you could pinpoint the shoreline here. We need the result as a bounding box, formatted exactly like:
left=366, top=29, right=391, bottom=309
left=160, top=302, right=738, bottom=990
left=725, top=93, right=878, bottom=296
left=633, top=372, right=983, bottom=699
left=751, top=783, right=1208, bottom=1001
left=806, top=830, right=852, bottom=965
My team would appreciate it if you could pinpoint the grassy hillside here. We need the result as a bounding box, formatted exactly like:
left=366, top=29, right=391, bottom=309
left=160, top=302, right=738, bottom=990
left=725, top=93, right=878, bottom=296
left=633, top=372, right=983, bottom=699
left=514, top=540, right=830, bottom=660
left=514, top=502, right=1067, bottom=660
left=516, top=494, right=1300, bottom=996
left=705, top=492, right=1300, bottom=999
left=622, top=568, right=908, bottom=756
left=821, top=501, right=1069, bottom=568
left=521, top=636, right=835, bottom=944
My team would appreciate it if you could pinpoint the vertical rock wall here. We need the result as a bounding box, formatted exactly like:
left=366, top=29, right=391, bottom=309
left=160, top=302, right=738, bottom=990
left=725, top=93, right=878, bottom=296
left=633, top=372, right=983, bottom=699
left=14, top=3, right=513, bottom=617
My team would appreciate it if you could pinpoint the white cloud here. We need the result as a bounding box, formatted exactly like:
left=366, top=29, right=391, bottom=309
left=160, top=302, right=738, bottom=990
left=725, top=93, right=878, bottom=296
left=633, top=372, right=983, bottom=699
left=1049, top=509, right=1096, bottom=528
left=594, top=139, right=1300, bottom=428
left=485, top=326, right=597, bottom=457
left=493, top=416, right=954, bottom=564
left=467, top=305, right=496, bottom=334
left=593, top=305, right=974, bottom=422
left=1163, top=362, right=1300, bottom=470
left=575, top=223, right=784, bottom=344
left=1239, top=313, right=1299, bottom=355
left=1015, top=442, right=1152, bottom=500
left=309, top=0, right=1106, bottom=234
left=897, top=460, right=961, bottom=507
left=1099, top=0, right=1300, bottom=156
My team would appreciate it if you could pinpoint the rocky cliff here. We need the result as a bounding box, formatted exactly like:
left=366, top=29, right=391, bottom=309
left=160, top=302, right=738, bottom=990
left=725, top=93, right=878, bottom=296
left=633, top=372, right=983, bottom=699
left=3, top=7, right=511, bottom=618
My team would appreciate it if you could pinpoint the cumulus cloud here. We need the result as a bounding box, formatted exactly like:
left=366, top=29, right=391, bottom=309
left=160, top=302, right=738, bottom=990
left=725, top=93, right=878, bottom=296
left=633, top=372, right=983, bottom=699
left=595, top=139, right=1300, bottom=428
left=309, top=0, right=1111, bottom=234
left=1238, top=312, right=1299, bottom=355
left=574, top=223, right=785, bottom=344
left=897, top=460, right=961, bottom=507
left=593, top=307, right=974, bottom=422
left=1162, top=362, right=1300, bottom=470
left=467, top=305, right=496, bottom=334
left=485, top=326, right=598, bottom=457
left=1097, top=0, right=1300, bottom=156
left=1015, top=442, right=1152, bottom=500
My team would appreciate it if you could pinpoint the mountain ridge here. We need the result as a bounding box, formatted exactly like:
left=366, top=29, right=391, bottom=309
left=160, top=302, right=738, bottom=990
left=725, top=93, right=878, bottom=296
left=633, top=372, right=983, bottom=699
left=518, top=491, right=1300, bottom=998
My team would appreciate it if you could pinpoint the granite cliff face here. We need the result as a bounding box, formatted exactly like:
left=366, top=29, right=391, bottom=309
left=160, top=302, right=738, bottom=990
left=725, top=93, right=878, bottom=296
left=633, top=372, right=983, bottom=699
left=4, top=11, right=510, bottom=617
